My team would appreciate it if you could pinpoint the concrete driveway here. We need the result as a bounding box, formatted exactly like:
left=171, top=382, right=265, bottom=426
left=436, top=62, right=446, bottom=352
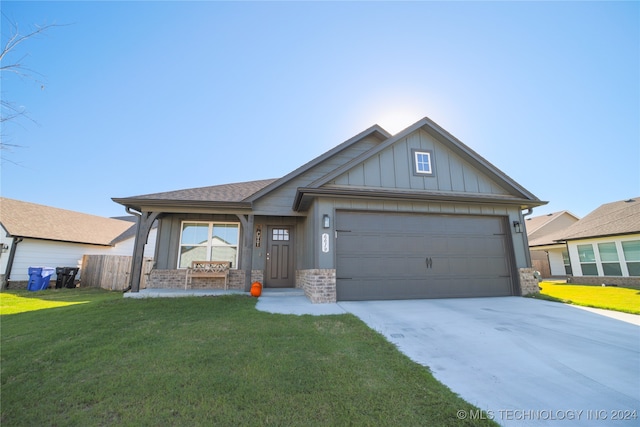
left=257, top=293, right=639, bottom=426
left=338, top=297, right=640, bottom=426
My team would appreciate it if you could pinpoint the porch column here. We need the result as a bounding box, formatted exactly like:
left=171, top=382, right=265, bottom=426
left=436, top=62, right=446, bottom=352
left=128, top=210, right=160, bottom=293
left=236, top=214, right=254, bottom=292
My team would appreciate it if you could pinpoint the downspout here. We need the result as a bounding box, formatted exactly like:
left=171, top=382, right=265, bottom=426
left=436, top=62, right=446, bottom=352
left=123, top=207, right=142, bottom=293
left=522, top=208, right=534, bottom=267
left=2, top=237, right=23, bottom=289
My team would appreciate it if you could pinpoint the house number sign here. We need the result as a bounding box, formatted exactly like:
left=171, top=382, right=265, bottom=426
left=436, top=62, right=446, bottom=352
left=321, top=233, right=330, bottom=253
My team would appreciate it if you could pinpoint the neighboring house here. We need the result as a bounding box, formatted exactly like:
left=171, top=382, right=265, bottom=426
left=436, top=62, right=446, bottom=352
left=560, top=197, right=640, bottom=286
left=0, top=198, right=157, bottom=287
left=113, top=116, right=546, bottom=302
left=526, top=211, right=580, bottom=278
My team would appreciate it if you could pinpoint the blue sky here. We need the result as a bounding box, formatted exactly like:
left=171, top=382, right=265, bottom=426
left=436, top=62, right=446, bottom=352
left=1, top=1, right=638, bottom=219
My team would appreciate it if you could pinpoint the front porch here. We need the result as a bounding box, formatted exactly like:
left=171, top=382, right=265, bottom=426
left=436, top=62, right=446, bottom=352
left=142, top=268, right=338, bottom=303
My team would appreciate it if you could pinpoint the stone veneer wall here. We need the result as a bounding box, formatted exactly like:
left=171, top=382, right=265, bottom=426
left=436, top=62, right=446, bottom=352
left=567, top=276, right=640, bottom=288
left=519, top=268, right=540, bottom=295
left=251, top=270, right=264, bottom=286
left=297, top=269, right=336, bottom=303
left=148, top=269, right=246, bottom=290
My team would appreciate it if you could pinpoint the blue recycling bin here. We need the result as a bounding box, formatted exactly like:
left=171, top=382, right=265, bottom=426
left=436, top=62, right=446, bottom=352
left=27, top=267, right=55, bottom=291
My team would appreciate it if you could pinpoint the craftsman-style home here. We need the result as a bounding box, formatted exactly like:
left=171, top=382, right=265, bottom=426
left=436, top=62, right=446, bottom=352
left=113, top=117, right=546, bottom=302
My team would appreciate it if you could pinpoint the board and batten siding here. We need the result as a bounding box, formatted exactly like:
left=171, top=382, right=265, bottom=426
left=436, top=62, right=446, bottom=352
left=252, top=134, right=383, bottom=215
left=331, top=129, right=510, bottom=196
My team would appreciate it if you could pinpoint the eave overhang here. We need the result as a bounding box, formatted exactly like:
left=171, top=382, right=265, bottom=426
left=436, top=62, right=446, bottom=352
left=2, top=233, right=114, bottom=247
left=111, top=198, right=253, bottom=214
left=293, top=186, right=547, bottom=212
left=558, top=231, right=640, bottom=243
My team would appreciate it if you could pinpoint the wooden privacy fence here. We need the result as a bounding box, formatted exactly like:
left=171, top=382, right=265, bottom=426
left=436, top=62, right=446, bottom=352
left=81, top=255, right=154, bottom=291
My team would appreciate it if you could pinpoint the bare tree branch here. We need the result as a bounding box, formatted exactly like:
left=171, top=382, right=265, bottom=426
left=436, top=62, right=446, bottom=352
left=0, top=14, right=67, bottom=152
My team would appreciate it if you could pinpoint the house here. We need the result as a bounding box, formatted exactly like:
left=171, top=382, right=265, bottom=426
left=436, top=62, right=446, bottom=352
left=113, top=116, right=546, bottom=302
left=0, top=198, right=157, bottom=288
left=560, top=197, right=640, bottom=286
left=526, top=211, right=580, bottom=278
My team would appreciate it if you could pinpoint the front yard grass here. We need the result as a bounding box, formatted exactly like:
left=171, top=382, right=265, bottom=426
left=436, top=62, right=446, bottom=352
left=530, top=281, right=640, bottom=315
left=1, top=289, right=495, bottom=426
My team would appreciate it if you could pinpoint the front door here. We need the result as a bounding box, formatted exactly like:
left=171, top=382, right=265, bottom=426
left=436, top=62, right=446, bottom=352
left=265, top=226, right=294, bottom=288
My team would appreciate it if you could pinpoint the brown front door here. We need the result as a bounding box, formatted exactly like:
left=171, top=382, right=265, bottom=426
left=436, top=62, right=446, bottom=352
left=265, top=226, right=294, bottom=288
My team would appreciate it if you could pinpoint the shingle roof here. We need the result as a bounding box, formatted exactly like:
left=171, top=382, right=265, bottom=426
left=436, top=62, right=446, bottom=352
left=525, top=212, right=566, bottom=234
left=560, top=197, right=640, bottom=240
left=0, top=197, right=134, bottom=246
left=525, top=211, right=580, bottom=247
left=113, top=179, right=277, bottom=209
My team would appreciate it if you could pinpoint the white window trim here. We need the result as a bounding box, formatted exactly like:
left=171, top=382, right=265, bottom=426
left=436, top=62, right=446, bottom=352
left=178, top=221, right=240, bottom=269
left=411, top=149, right=435, bottom=176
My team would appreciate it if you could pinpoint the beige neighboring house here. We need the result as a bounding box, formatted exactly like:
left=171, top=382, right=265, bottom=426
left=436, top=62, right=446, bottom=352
left=526, top=211, right=580, bottom=278
left=0, top=197, right=156, bottom=288
left=560, top=197, right=640, bottom=286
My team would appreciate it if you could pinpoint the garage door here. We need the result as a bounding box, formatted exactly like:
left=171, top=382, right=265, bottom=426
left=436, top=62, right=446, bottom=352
left=336, top=211, right=515, bottom=301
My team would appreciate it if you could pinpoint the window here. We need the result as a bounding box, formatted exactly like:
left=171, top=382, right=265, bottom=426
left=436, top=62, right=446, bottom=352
left=577, top=244, right=597, bottom=275
left=179, top=222, right=239, bottom=268
left=622, top=240, right=640, bottom=276
left=411, top=149, right=434, bottom=176
left=598, top=242, right=622, bottom=276
left=272, top=228, right=289, bottom=241
left=561, top=250, right=572, bottom=275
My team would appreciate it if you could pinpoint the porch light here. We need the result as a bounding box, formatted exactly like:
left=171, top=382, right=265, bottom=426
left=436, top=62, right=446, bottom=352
left=322, top=214, right=331, bottom=229
left=513, top=220, right=522, bottom=233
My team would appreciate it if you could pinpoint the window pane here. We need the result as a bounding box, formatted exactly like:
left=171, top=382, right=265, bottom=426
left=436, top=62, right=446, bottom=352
left=581, top=263, right=598, bottom=276
left=562, top=250, right=570, bottom=265
left=602, top=263, right=622, bottom=276
left=598, top=243, right=619, bottom=262
left=211, top=246, right=237, bottom=267
left=212, top=224, right=238, bottom=245
left=627, top=262, right=640, bottom=276
left=181, top=223, right=209, bottom=245
left=415, top=151, right=432, bottom=174
left=179, top=246, right=207, bottom=268
left=577, top=245, right=595, bottom=262
left=272, top=228, right=289, bottom=241
left=622, top=241, right=640, bottom=261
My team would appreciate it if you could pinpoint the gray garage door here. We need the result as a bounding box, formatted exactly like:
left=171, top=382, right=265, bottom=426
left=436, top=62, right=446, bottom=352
left=336, top=211, right=515, bottom=301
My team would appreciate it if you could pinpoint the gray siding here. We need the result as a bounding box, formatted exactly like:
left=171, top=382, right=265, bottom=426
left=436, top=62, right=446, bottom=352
left=331, top=129, right=510, bottom=196
left=252, top=134, right=383, bottom=214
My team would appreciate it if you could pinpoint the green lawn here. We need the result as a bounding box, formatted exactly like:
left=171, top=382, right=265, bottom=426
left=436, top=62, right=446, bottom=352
left=531, top=281, right=640, bottom=315
left=1, top=289, right=495, bottom=426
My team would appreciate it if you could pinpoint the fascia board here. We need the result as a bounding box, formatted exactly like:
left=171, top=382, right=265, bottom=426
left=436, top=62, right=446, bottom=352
left=293, top=186, right=546, bottom=211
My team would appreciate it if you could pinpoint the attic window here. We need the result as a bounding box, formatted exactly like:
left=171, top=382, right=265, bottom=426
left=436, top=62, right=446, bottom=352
left=412, top=149, right=435, bottom=176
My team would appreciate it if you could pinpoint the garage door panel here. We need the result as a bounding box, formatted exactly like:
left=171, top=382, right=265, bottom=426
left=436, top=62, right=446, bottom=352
left=336, top=211, right=515, bottom=301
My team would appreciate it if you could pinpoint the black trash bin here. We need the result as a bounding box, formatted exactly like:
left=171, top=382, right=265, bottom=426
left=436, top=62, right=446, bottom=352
left=55, top=267, right=79, bottom=289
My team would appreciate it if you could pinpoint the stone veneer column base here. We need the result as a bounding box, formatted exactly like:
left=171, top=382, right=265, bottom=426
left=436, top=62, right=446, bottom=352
left=519, top=268, right=540, bottom=295
left=296, top=269, right=336, bottom=303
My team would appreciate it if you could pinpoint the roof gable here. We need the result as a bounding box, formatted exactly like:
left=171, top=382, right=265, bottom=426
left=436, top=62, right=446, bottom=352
left=0, top=197, right=133, bottom=246
left=295, top=117, right=544, bottom=209
left=561, top=197, right=640, bottom=240
left=526, top=211, right=580, bottom=247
